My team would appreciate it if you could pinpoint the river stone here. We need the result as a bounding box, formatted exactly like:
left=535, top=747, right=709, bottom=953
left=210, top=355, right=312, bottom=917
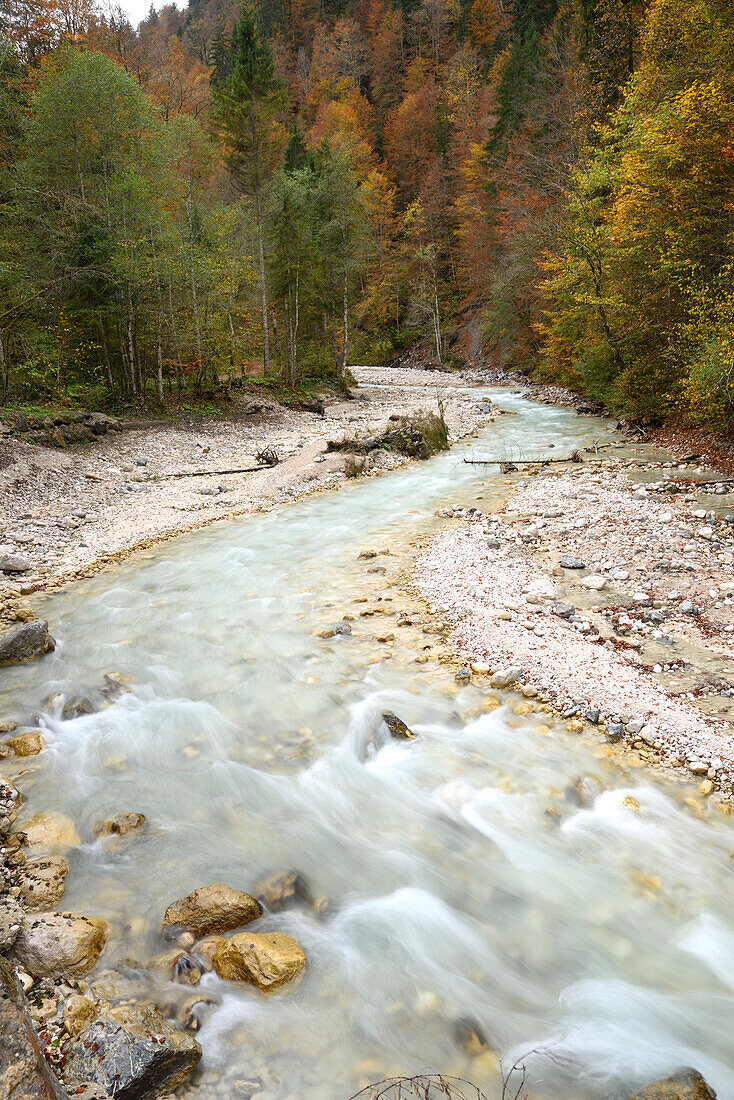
left=163, top=883, right=262, bottom=936
left=10, top=912, right=107, bottom=978
left=6, top=730, right=45, bottom=757
left=0, top=775, right=20, bottom=833
left=0, top=620, right=55, bottom=665
left=490, top=667, right=521, bottom=689
left=625, top=1069, right=717, bottom=1099
left=0, top=554, right=30, bottom=573
left=255, top=870, right=314, bottom=912
left=63, top=992, right=98, bottom=1037
left=382, top=713, right=416, bottom=740
left=64, top=1001, right=202, bottom=1099
left=94, top=811, right=146, bottom=838
left=212, top=931, right=306, bottom=990
left=453, top=1016, right=489, bottom=1054
left=17, top=856, right=69, bottom=911
left=193, top=935, right=227, bottom=969
left=559, top=555, right=586, bottom=569
left=22, top=810, right=80, bottom=850
left=0, top=898, right=22, bottom=951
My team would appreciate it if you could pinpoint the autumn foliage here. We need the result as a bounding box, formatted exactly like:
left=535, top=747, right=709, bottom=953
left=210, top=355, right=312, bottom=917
left=2, top=0, right=734, bottom=423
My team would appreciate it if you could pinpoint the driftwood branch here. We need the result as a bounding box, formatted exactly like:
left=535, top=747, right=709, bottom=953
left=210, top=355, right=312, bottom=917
left=159, top=465, right=271, bottom=479
left=463, top=450, right=582, bottom=468
left=157, top=448, right=280, bottom=479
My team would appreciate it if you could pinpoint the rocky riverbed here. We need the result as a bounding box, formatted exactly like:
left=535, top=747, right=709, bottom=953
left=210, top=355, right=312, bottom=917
left=0, top=376, right=731, bottom=1100
left=0, top=366, right=490, bottom=624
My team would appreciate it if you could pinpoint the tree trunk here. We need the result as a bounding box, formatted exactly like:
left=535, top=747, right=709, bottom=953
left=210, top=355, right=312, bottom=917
left=342, top=270, right=349, bottom=379
left=0, top=330, right=8, bottom=403
left=156, top=312, right=164, bottom=403
left=254, top=185, right=271, bottom=376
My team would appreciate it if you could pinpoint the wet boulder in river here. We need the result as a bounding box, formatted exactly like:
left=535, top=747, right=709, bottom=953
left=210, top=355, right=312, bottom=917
left=21, top=810, right=80, bottom=851
left=382, top=712, right=416, bottom=740
left=64, top=1001, right=202, bottom=1099
left=0, top=620, right=55, bottom=666
left=6, top=730, right=45, bottom=757
left=453, top=1015, right=489, bottom=1055
left=625, top=1069, right=716, bottom=1099
left=255, top=870, right=314, bottom=912
left=94, top=811, right=146, bottom=838
left=163, top=883, right=262, bottom=937
left=213, top=931, right=306, bottom=991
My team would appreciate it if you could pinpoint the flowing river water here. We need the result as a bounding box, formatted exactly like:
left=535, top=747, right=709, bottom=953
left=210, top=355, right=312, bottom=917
left=3, top=390, right=734, bottom=1100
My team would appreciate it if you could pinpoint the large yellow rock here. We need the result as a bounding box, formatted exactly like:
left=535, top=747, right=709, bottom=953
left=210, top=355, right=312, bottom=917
left=213, top=931, right=306, bottom=991
left=22, top=811, right=80, bottom=850
left=7, top=730, right=45, bottom=757
left=624, top=1070, right=716, bottom=1100
left=163, top=883, right=262, bottom=937
left=10, top=912, right=107, bottom=978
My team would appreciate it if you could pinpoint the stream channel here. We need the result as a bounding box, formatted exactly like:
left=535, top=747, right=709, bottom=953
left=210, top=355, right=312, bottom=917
left=3, top=390, right=734, bottom=1100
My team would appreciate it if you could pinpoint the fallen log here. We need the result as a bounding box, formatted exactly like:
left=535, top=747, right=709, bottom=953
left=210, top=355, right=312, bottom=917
left=463, top=450, right=583, bottom=466
left=159, top=464, right=273, bottom=479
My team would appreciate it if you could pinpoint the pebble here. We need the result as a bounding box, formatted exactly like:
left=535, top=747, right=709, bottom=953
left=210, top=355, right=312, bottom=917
left=559, top=556, right=586, bottom=569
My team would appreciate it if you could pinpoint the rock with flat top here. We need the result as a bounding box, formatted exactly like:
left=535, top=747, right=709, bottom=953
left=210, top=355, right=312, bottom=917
left=22, top=811, right=80, bottom=850
left=0, top=620, right=55, bottom=666
left=16, top=857, right=68, bottom=911
left=0, top=554, right=30, bottom=573
left=163, top=883, right=262, bottom=937
left=213, top=931, right=306, bottom=990
left=9, top=911, right=107, bottom=978
left=625, top=1069, right=716, bottom=1099
left=64, top=1001, right=201, bottom=1098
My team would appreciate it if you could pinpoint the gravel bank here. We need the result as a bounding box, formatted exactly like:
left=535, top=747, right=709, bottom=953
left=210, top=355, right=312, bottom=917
left=417, top=460, right=734, bottom=795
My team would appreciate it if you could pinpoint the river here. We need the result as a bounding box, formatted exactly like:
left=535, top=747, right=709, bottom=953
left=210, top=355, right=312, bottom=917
left=3, top=390, right=734, bottom=1100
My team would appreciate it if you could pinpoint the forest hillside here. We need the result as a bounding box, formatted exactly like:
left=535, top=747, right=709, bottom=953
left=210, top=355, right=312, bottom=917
left=2, top=0, right=734, bottom=426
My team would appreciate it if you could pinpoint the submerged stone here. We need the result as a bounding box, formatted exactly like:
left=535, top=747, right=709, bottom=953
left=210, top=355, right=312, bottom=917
left=255, top=870, right=314, bottom=912
left=94, top=811, right=146, bottom=838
